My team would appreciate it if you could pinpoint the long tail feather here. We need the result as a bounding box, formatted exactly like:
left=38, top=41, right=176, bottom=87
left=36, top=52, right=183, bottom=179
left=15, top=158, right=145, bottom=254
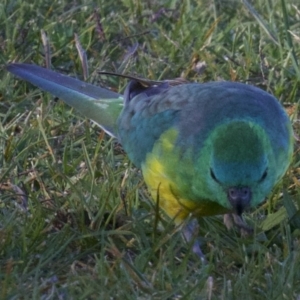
left=6, top=63, right=124, bottom=137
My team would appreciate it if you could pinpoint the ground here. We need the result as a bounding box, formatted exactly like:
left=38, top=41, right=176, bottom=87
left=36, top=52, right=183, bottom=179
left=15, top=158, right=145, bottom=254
left=1, top=0, right=300, bottom=298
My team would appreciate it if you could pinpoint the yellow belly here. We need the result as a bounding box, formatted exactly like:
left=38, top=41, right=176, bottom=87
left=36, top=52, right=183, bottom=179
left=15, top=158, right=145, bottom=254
left=142, top=129, right=228, bottom=224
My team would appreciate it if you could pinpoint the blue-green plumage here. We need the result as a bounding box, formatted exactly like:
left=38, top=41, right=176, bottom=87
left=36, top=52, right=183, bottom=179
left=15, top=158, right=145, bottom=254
left=117, top=81, right=292, bottom=212
left=118, top=81, right=291, bottom=170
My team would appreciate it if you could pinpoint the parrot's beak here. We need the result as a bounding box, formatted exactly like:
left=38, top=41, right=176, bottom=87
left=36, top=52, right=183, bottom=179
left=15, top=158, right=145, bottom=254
left=227, top=187, right=251, bottom=215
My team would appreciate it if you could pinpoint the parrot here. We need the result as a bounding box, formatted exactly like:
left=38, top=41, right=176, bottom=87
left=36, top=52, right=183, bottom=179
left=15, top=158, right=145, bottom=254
left=6, top=63, right=293, bottom=259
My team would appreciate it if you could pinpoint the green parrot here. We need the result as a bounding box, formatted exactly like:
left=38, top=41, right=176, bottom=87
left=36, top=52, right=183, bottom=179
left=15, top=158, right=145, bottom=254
left=7, top=63, right=293, bottom=259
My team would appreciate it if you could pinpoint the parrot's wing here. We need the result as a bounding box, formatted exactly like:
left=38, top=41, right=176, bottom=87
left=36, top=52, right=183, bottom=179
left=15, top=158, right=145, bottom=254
left=6, top=63, right=124, bottom=137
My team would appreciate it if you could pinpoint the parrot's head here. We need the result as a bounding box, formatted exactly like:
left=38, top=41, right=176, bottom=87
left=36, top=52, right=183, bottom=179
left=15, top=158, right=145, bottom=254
left=207, top=121, right=275, bottom=215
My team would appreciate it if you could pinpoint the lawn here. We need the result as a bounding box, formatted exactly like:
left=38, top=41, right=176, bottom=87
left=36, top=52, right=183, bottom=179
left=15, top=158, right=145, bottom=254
left=1, top=0, right=300, bottom=298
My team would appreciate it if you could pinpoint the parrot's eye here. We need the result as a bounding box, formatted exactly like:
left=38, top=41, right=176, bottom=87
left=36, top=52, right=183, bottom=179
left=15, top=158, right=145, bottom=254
left=210, top=168, right=220, bottom=183
left=259, top=169, right=268, bottom=182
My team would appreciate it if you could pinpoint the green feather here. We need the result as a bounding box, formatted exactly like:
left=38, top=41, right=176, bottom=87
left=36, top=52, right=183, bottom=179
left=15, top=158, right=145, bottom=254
left=6, top=64, right=123, bottom=137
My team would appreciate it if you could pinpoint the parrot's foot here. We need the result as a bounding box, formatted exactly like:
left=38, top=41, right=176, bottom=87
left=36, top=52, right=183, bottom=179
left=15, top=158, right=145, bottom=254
left=223, top=213, right=253, bottom=236
left=181, top=219, right=206, bottom=262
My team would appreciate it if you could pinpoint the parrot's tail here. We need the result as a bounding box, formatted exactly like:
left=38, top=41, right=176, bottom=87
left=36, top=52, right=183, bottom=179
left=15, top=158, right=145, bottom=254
left=6, top=63, right=124, bottom=137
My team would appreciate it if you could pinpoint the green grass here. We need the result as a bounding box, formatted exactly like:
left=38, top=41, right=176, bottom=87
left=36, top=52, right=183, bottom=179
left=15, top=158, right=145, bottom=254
left=1, top=0, right=300, bottom=298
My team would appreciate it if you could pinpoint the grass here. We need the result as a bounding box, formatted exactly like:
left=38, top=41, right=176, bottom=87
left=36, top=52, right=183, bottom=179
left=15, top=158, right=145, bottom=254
left=1, top=0, right=300, bottom=298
